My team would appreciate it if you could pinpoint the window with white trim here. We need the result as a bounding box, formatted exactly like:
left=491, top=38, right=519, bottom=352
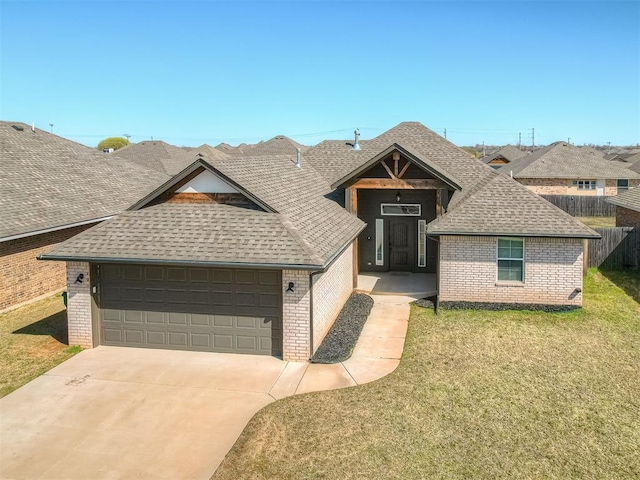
left=381, top=203, right=421, bottom=216
left=617, top=179, right=629, bottom=192
left=497, top=237, right=524, bottom=282
left=573, top=180, right=596, bottom=190
left=375, top=219, right=384, bottom=266
left=417, top=220, right=426, bottom=267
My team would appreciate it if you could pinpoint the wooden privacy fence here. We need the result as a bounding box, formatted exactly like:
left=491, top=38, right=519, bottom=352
left=587, top=227, right=640, bottom=270
left=541, top=195, right=616, bottom=217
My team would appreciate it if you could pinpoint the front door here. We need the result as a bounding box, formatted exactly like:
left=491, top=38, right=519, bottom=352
left=389, top=218, right=415, bottom=272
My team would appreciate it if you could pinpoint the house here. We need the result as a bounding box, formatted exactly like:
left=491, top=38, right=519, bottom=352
left=481, top=144, right=527, bottom=168
left=243, top=135, right=309, bottom=156
left=499, top=141, right=640, bottom=196
left=606, top=187, right=640, bottom=227
left=40, top=122, right=598, bottom=361
left=0, top=122, right=169, bottom=312
left=112, top=140, right=198, bottom=176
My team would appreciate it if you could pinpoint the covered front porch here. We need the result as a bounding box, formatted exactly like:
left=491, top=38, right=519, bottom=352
left=356, top=272, right=437, bottom=298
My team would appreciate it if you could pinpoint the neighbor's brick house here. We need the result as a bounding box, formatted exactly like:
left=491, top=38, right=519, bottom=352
left=0, top=121, right=168, bottom=313
left=42, top=122, right=599, bottom=362
left=500, top=141, right=640, bottom=197
left=606, top=186, right=640, bottom=227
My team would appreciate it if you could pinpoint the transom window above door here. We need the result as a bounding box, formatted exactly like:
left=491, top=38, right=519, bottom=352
left=381, top=203, right=421, bottom=216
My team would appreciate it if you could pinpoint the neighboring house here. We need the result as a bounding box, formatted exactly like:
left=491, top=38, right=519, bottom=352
left=481, top=144, right=527, bottom=168
left=580, top=146, right=603, bottom=157
left=0, top=122, right=169, bottom=312
left=41, top=122, right=598, bottom=362
left=243, top=135, right=309, bottom=156
left=606, top=187, right=640, bottom=227
left=499, top=141, right=640, bottom=196
left=214, top=142, right=253, bottom=156
left=112, top=140, right=197, bottom=176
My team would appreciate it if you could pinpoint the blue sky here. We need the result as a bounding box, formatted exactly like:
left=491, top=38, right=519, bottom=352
left=1, top=1, right=638, bottom=147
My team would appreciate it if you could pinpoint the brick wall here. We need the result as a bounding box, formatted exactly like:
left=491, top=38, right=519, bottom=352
left=439, top=236, right=584, bottom=306
left=311, top=244, right=353, bottom=352
left=517, top=178, right=640, bottom=196
left=616, top=206, right=640, bottom=227
left=282, top=269, right=311, bottom=361
left=0, top=225, right=94, bottom=312
left=66, top=261, right=93, bottom=348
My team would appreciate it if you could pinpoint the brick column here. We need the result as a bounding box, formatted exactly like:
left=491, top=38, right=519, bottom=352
left=281, top=270, right=310, bottom=361
left=66, top=261, right=93, bottom=348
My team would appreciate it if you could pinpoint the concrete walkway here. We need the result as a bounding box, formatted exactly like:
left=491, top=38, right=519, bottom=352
left=0, top=294, right=413, bottom=479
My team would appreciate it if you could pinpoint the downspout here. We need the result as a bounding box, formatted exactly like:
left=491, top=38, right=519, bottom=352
left=428, top=236, right=440, bottom=314
left=309, top=270, right=322, bottom=360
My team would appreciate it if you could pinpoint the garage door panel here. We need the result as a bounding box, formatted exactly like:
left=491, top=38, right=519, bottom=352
left=146, top=311, right=165, bottom=324
left=168, top=332, right=188, bottom=347
left=124, top=330, right=145, bottom=345
left=168, top=312, right=188, bottom=325
left=99, top=266, right=282, bottom=356
left=144, top=267, right=164, bottom=281
left=146, top=331, right=166, bottom=345
left=123, top=310, right=143, bottom=323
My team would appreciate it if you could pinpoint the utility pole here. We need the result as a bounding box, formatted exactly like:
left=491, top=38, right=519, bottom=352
left=531, top=128, right=535, bottom=150
left=567, top=137, right=571, bottom=145
left=518, top=132, right=521, bottom=148
left=49, top=123, right=54, bottom=133
left=482, top=141, right=486, bottom=158
left=607, top=141, right=611, bottom=153
left=444, top=128, right=447, bottom=140
left=123, top=133, right=131, bottom=142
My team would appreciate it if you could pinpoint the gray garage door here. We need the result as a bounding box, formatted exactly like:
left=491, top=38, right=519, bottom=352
left=97, top=264, right=282, bottom=356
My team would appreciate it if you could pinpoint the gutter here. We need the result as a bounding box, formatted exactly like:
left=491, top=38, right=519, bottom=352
left=37, top=254, right=325, bottom=271
left=1, top=216, right=113, bottom=243
left=425, top=231, right=601, bottom=240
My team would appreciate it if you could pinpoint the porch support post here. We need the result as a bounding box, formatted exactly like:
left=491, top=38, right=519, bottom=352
left=348, top=186, right=359, bottom=287
left=436, top=188, right=446, bottom=217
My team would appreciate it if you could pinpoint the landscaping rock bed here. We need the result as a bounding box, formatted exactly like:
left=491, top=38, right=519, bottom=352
left=310, top=293, right=374, bottom=364
left=439, top=301, right=579, bottom=312
left=413, top=296, right=436, bottom=309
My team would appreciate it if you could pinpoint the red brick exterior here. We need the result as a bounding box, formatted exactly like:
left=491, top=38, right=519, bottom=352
left=0, top=225, right=94, bottom=312
left=616, top=206, right=640, bottom=227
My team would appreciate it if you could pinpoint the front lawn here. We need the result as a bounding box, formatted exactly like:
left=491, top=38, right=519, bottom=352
left=213, top=270, right=640, bottom=479
left=0, top=293, right=80, bottom=398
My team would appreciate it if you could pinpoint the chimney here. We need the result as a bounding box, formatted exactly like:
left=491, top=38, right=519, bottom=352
left=352, top=128, right=361, bottom=151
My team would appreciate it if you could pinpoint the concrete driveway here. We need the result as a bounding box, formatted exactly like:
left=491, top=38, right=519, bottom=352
left=0, top=347, right=289, bottom=480
left=1, top=294, right=410, bottom=479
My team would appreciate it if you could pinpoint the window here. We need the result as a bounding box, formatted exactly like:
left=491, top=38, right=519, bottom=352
left=573, top=180, right=596, bottom=190
left=375, top=219, right=384, bottom=266
left=381, top=203, right=421, bottom=216
left=417, top=220, right=426, bottom=267
left=617, top=179, right=629, bottom=192
left=497, top=237, right=524, bottom=282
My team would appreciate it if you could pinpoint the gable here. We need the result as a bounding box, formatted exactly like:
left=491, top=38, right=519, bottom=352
left=128, top=160, right=276, bottom=213
left=330, top=144, right=462, bottom=191
left=175, top=170, right=239, bottom=194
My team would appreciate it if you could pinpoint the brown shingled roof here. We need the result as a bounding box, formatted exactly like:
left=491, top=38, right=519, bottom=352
left=606, top=186, right=640, bottom=213
left=0, top=121, right=169, bottom=240
left=113, top=140, right=195, bottom=176
left=500, top=142, right=640, bottom=180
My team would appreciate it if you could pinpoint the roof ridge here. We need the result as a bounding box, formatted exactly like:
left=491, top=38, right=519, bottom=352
left=276, top=214, right=324, bottom=266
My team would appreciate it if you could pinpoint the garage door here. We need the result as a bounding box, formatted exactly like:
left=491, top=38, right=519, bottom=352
left=97, top=264, right=282, bottom=356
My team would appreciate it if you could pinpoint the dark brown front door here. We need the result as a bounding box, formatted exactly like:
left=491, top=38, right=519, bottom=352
left=389, top=218, right=415, bottom=271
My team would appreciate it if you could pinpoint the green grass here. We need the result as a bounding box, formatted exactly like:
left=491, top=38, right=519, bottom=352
left=213, top=270, right=640, bottom=479
left=575, top=216, right=616, bottom=228
left=0, top=293, right=81, bottom=398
